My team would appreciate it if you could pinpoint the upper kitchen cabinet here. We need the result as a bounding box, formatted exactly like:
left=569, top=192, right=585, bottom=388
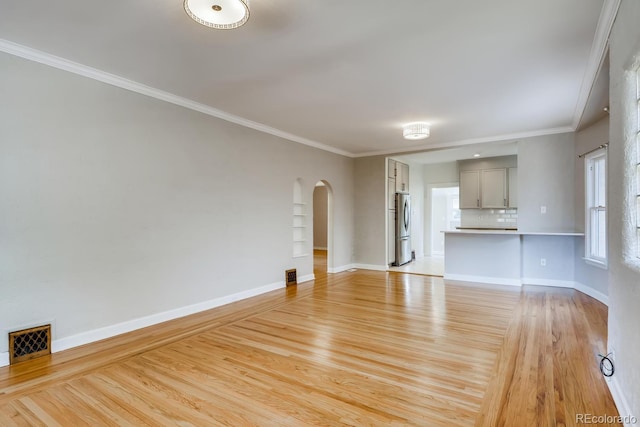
left=508, top=167, right=518, bottom=208
left=481, top=169, right=507, bottom=208
left=458, top=155, right=517, bottom=209
left=459, top=170, right=480, bottom=208
left=388, top=159, right=396, bottom=178
left=389, top=159, right=409, bottom=193
left=395, top=162, right=409, bottom=193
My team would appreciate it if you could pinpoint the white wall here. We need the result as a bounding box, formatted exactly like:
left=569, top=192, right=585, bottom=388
left=408, top=161, right=425, bottom=258
left=574, top=117, right=609, bottom=297
left=423, top=162, right=458, bottom=256
left=518, top=133, right=576, bottom=232
left=0, top=52, right=355, bottom=356
left=354, top=156, right=386, bottom=268
left=607, top=0, right=640, bottom=417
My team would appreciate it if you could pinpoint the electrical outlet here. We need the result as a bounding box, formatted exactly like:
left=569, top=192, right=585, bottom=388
left=540, top=205, right=547, bottom=214
left=540, top=258, right=546, bottom=266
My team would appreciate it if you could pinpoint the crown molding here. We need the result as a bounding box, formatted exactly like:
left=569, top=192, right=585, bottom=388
left=572, top=0, right=621, bottom=129
left=0, top=39, right=353, bottom=158
left=0, top=32, right=606, bottom=160
left=352, top=126, right=574, bottom=158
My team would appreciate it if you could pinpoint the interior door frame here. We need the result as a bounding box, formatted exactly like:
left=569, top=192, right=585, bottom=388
left=426, top=182, right=459, bottom=256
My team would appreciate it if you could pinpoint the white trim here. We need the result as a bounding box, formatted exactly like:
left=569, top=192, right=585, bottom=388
left=444, top=274, right=522, bottom=287
left=572, top=0, right=621, bottom=129
left=0, top=39, right=594, bottom=160
left=0, top=39, right=352, bottom=158
left=522, top=278, right=575, bottom=288
left=0, top=352, right=8, bottom=367
left=49, top=280, right=284, bottom=356
left=583, top=256, right=608, bottom=269
left=353, top=264, right=388, bottom=272
left=297, top=274, right=315, bottom=283
left=574, top=282, right=609, bottom=306
left=606, top=376, right=637, bottom=426
left=328, top=264, right=356, bottom=274
left=353, top=127, right=574, bottom=158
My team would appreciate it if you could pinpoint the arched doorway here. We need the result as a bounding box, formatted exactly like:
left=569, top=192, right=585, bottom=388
left=313, top=180, right=333, bottom=275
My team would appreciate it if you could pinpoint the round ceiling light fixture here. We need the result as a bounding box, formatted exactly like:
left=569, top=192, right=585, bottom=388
left=402, top=122, right=430, bottom=140
left=184, top=0, right=250, bottom=29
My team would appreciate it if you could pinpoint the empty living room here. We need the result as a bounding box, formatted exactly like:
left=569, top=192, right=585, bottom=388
left=1, top=0, right=639, bottom=425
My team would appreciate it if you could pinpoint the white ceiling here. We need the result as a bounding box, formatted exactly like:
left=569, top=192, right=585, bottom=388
left=0, top=0, right=612, bottom=157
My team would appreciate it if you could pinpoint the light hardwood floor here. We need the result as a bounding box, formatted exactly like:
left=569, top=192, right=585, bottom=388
left=0, top=258, right=619, bottom=426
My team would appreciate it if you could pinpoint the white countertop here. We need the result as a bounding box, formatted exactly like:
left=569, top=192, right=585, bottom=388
left=444, top=229, right=584, bottom=236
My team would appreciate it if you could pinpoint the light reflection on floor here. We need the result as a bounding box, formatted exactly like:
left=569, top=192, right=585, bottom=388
left=387, top=255, right=444, bottom=276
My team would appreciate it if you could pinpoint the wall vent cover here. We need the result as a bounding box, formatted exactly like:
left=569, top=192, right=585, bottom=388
left=286, top=269, right=297, bottom=286
left=9, top=324, right=51, bottom=365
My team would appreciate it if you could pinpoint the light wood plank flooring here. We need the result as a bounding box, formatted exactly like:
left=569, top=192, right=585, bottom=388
left=0, top=266, right=619, bottom=426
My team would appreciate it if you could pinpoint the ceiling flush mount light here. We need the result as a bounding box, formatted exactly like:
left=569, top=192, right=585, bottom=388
left=473, top=153, right=481, bottom=158
left=184, top=0, right=249, bottom=29
left=402, top=122, right=430, bottom=140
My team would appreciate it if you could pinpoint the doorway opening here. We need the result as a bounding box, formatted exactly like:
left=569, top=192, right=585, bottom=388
left=430, top=186, right=460, bottom=255
left=313, top=180, right=333, bottom=276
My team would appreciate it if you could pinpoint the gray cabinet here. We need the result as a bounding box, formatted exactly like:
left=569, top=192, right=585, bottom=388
left=388, top=159, right=396, bottom=178
left=395, top=162, right=409, bottom=192
left=459, top=170, right=480, bottom=208
left=481, top=169, right=507, bottom=208
left=508, top=167, right=518, bottom=208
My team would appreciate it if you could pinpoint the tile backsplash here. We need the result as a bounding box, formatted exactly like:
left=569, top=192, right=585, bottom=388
left=460, top=209, right=518, bottom=228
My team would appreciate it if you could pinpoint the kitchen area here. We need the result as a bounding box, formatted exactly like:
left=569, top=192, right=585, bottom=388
left=386, top=134, right=584, bottom=288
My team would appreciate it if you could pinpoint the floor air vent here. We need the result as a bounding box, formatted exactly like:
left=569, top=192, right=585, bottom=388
left=286, top=269, right=297, bottom=286
left=9, top=324, right=51, bottom=364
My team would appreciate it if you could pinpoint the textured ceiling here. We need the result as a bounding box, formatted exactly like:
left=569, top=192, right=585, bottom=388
left=0, top=0, right=609, bottom=156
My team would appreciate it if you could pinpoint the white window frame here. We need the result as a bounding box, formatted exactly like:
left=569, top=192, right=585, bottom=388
left=634, top=67, right=640, bottom=259
left=585, top=149, right=608, bottom=268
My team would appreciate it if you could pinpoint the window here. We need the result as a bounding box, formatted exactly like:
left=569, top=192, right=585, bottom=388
left=585, top=149, right=607, bottom=266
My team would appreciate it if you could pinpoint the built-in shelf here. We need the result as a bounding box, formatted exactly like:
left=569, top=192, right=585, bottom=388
left=293, top=179, right=307, bottom=257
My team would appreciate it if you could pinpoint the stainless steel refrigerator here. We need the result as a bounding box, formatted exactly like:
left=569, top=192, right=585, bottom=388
left=394, top=192, right=412, bottom=266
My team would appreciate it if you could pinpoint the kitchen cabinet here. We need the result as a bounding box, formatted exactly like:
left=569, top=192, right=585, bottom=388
left=508, top=167, right=518, bottom=208
left=388, top=178, right=396, bottom=209
left=459, top=170, right=480, bottom=208
left=395, top=162, right=409, bottom=192
left=481, top=169, right=507, bottom=208
left=388, top=159, right=396, bottom=178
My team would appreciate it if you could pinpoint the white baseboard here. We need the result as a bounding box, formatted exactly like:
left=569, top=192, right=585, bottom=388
left=352, top=264, right=388, bottom=272
left=573, top=282, right=609, bottom=306
left=0, top=280, right=285, bottom=367
left=328, top=264, right=356, bottom=274
left=0, top=352, right=8, bottom=367
left=297, top=274, right=315, bottom=283
left=444, top=274, right=522, bottom=287
left=522, top=278, right=575, bottom=288
left=606, top=376, right=637, bottom=426
left=523, top=279, right=609, bottom=306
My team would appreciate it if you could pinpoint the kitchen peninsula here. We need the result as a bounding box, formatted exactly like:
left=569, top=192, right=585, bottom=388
left=444, top=229, right=584, bottom=287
